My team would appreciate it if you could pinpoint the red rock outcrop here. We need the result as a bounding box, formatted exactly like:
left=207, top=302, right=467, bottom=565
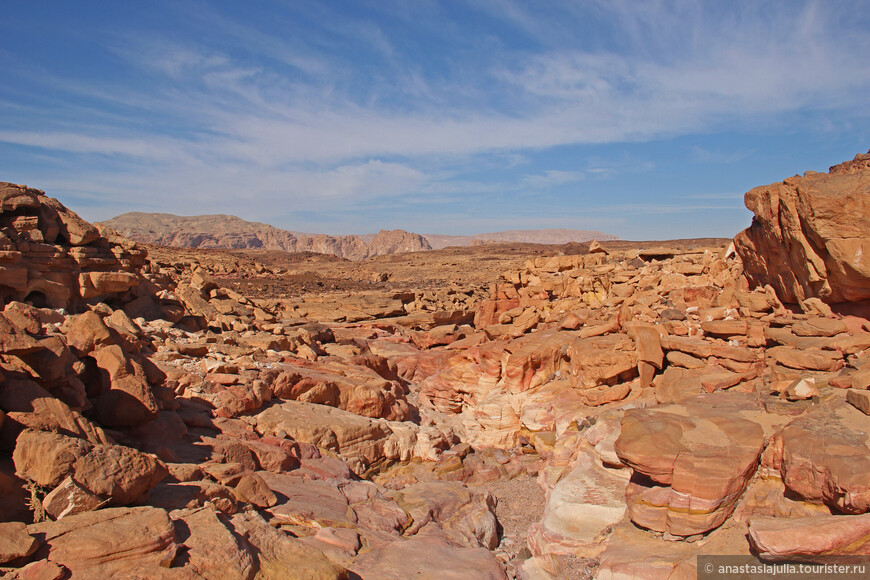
left=0, top=182, right=146, bottom=310
left=734, top=151, right=870, bottom=307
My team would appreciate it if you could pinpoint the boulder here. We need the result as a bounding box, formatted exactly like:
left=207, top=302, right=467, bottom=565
left=0, top=377, right=111, bottom=445
left=64, top=311, right=114, bottom=355
left=847, top=389, right=870, bottom=415
left=253, top=401, right=415, bottom=476
left=567, top=334, right=637, bottom=388
left=0, top=521, right=39, bottom=563
left=389, top=480, right=498, bottom=549
left=734, top=152, right=870, bottom=306
left=42, top=476, right=103, bottom=520
left=260, top=472, right=356, bottom=528
left=0, top=313, right=41, bottom=355
left=769, top=403, right=870, bottom=513
left=13, top=429, right=167, bottom=506
left=615, top=398, right=765, bottom=536
left=170, top=506, right=256, bottom=579
left=91, top=345, right=160, bottom=427
left=270, top=359, right=413, bottom=421
left=234, top=472, right=277, bottom=508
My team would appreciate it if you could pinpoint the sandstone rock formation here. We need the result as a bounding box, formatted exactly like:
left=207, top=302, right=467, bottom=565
left=0, top=182, right=146, bottom=309
left=734, top=150, right=870, bottom=309
left=102, top=213, right=432, bottom=260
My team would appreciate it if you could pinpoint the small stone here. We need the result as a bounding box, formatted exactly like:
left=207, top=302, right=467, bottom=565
left=42, top=476, right=104, bottom=520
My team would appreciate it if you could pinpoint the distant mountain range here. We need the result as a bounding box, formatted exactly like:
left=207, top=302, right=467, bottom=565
left=422, top=229, right=620, bottom=250
left=101, top=212, right=618, bottom=260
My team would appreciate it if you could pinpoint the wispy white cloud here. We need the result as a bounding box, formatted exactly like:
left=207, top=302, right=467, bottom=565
left=689, top=147, right=754, bottom=164
left=0, top=130, right=192, bottom=161
left=0, top=0, right=866, bottom=236
left=9, top=1, right=869, bottom=162
left=521, top=170, right=585, bottom=189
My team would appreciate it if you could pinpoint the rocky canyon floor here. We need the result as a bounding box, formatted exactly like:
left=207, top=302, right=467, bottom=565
left=0, top=152, right=869, bottom=580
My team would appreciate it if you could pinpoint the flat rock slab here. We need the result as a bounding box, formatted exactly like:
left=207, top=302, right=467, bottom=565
left=27, top=506, right=184, bottom=578
left=350, top=534, right=507, bottom=580
left=0, top=521, right=39, bottom=563
left=260, top=472, right=356, bottom=528
left=767, top=346, right=844, bottom=372
left=597, top=518, right=752, bottom=579
left=749, top=513, right=870, bottom=559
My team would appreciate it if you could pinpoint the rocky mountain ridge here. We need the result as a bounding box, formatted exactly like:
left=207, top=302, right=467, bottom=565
left=424, top=228, right=620, bottom=250
left=101, top=213, right=616, bottom=258
left=102, top=213, right=431, bottom=261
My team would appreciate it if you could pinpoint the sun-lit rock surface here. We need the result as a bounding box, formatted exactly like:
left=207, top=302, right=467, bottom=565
left=734, top=151, right=870, bottom=308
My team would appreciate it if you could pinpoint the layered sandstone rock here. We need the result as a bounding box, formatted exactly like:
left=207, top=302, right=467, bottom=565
left=350, top=534, right=507, bottom=580
left=766, top=402, right=870, bottom=514
left=615, top=397, right=765, bottom=536
left=527, top=449, right=629, bottom=559
left=749, top=514, right=870, bottom=559
left=734, top=151, right=870, bottom=307
left=0, top=182, right=145, bottom=310
left=253, top=401, right=417, bottom=476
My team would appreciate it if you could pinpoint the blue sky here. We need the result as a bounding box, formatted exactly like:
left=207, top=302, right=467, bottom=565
left=1, top=1, right=869, bottom=239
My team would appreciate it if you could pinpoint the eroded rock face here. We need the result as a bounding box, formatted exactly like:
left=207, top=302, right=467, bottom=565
left=102, top=213, right=432, bottom=261
left=366, top=229, right=432, bottom=258
left=734, top=151, right=870, bottom=306
left=528, top=449, right=629, bottom=559
left=0, top=182, right=146, bottom=310
left=4, top=173, right=870, bottom=578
